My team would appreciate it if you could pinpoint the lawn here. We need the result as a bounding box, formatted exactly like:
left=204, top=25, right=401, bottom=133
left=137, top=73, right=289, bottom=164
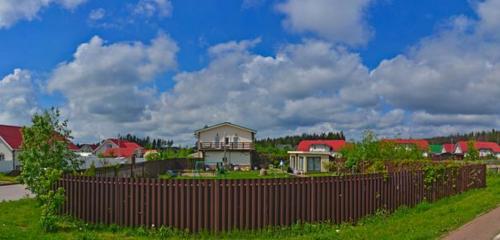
left=159, top=169, right=291, bottom=180
left=1, top=173, right=500, bottom=240
left=0, top=173, right=18, bottom=185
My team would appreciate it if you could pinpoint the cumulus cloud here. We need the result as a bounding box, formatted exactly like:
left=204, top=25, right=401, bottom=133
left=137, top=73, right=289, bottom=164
left=0, top=0, right=86, bottom=29
left=0, top=69, right=38, bottom=125
left=276, top=0, right=374, bottom=46
left=145, top=38, right=399, bottom=144
left=47, top=33, right=178, bottom=141
left=368, top=0, right=500, bottom=137
left=133, top=0, right=172, bottom=18
left=371, top=3, right=500, bottom=116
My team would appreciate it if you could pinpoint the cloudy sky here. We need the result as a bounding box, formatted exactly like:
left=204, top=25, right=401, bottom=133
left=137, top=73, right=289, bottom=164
left=0, top=0, right=499, bottom=144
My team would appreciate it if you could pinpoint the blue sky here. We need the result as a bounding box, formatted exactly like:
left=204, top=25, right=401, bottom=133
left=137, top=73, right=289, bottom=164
left=0, top=0, right=498, bottom=144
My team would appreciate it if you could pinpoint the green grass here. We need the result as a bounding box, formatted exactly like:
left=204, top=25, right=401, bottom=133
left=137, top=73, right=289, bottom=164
left=2, top=174, right=500, bottom=240
left=159, top=169, right=291, bottom=180
left=0, top=173, right=18, bottom=185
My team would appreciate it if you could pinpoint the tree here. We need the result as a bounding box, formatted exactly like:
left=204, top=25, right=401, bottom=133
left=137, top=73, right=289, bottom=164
left=18, top=108, right=80, bottom=231
left=465, top=140, right=480, bottom=161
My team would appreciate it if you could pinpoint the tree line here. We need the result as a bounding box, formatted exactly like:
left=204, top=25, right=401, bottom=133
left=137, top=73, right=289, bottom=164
left=256, top=131, right=345, bottom=147
left=426, top=129, right=499, bottom=144
left=117, top=133, right=174, bottom=150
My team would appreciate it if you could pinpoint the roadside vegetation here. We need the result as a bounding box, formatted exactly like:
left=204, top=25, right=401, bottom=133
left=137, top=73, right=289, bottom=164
left=1, top=172, right=499, bottom=240
left=0, top=173, right=18, bottom=185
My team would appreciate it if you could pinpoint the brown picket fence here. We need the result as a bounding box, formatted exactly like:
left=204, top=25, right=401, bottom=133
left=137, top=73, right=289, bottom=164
left=56, top=164, right=486, bottom=233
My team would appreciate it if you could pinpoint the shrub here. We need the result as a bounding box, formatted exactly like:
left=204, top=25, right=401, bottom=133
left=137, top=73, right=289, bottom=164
left=18, top=108, right=80, bottom=231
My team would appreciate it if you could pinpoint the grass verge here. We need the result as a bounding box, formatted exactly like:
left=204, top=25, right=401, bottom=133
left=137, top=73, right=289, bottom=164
left=1, top=174, right=499, bottom=240
left=0, top=173, right=18, bottom=185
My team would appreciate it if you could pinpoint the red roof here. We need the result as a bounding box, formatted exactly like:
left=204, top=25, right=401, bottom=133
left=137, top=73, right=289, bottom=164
left=382, top=139, right=429, bottom=151
left=101, top=140, right=142, bottom=158
left=442, top=143, right=454, bottom=153
left=0, top=125, right=23, bottom=149
left=0, top=124, right=78, bottom=150
left=296, top=140, right=346, bottom=152
left=456, top=141, right=500, bottom=153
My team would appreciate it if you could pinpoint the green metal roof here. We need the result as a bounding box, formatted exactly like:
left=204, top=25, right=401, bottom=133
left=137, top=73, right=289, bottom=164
left=429, top=144, right=442, bottom=154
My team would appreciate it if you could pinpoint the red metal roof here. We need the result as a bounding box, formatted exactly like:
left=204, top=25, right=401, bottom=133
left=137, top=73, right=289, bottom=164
left=442, top=143, right=454, bottom=153
left=456, top=141, right=500, bottom=153
left=0, top=125, right=23, bottom=149
left=102, top=140, right=142, bottom=158
left=296, top=140, right=346, bottom=152
left=0, top=124, right=79, bottom=150
left=382, top=139, right=429, bottom=151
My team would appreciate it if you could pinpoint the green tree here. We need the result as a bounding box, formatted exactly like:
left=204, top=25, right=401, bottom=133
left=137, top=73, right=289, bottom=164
left=18, top=108, right=80, bottom=231
left=465, top=140, right=480, bottom=161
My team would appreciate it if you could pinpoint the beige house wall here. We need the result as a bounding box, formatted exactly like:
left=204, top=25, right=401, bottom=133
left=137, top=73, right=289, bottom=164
left=288, top=152, right=330, bottom=173
left=197, top=125, right=253, bottom=144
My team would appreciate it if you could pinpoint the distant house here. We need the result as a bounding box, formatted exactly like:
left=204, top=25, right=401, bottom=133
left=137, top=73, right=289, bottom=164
left=0, top=124, right=79, bottom=172
left=288, top=140, right=346, bottom=173
left=381, top=139, right=430, bottom=157
left=194, top=122, right=256, bottom=167
left=454, top=141, right=500, bottom=158
left=77, top=144, right=98, bottom=157
left=94, top=139, right=143, bottom=160
left=441, top=143, right=455, bottom=154
left=79, top=144, right=98, bottom=153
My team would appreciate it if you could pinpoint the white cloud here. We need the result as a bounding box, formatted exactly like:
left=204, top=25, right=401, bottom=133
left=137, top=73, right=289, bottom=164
left=88, top=8, right=105, bottom=21
left=276, top=0, right=374, bottom=46
left=47, top=33, right=178, bottom=141
left=0, top=0, right=86, bottom=29
left=133, top=0, right=172, bottom=18
left=0, top=69, right=38, bottom=125
left=145, top=38, right=393, bottom=144
left=371, top=8, right=500, bottom=117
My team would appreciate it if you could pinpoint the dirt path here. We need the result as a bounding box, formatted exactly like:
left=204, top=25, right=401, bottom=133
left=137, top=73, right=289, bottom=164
left=442, top=206, right=500, bottom=240
left=0, top=184, right=33, bottom=202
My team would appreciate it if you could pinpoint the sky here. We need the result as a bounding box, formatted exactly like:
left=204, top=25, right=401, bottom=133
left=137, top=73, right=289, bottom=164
left=0, top=0, right=499, bottom=145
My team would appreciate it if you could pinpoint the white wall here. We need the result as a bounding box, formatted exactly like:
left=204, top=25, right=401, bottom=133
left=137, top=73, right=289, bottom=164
left=0, top=139, right=14, bottom=161
left=197, top=125, right=253, bottom=143
left=0, top=161, right=13, bottom=173
left=94, top=140, right=119, bottom=155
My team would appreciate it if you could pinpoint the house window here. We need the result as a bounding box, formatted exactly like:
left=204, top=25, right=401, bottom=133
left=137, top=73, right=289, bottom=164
left=0, top=153, right=4, bottom=161
left=307, top=157, right=321, bottom=172
left=233, top=134, right=239, bottom=143
left=225, top=137, right=230, bottom=145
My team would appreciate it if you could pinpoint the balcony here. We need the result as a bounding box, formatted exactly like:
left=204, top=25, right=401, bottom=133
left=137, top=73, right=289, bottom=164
left=198, top=142, right=254, bottom=151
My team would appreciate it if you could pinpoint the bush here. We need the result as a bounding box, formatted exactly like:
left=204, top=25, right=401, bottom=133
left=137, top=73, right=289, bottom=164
left=18, top=108, right=80, bottom=232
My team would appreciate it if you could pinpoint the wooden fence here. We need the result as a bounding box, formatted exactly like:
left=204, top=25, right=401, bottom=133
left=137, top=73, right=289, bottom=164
left=57, top=164, right=486, bottom=233
left=91, top=158, right=202, bottom=178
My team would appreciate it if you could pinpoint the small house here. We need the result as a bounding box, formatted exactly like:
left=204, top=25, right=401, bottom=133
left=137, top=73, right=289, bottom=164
left=288, top=140, right=346, bottom=173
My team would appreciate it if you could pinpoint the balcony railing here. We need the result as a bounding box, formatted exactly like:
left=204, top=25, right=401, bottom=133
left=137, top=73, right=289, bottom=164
left=198, top=142, right=254, bottom=150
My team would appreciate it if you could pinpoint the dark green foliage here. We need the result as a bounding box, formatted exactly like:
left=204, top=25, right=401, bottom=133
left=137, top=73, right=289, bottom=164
left=427, top=129, right=499, bottom=144
left=465, top=140, right=480, bottom=161
left=117, top=133, right=174, bottom=150
left=256, top=131, right=345, bottom=147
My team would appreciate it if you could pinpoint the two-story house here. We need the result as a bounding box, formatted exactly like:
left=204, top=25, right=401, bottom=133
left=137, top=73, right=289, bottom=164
left=288, top=140, right=346, bottom=173
left=194, top=122, right=256, bottom=167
